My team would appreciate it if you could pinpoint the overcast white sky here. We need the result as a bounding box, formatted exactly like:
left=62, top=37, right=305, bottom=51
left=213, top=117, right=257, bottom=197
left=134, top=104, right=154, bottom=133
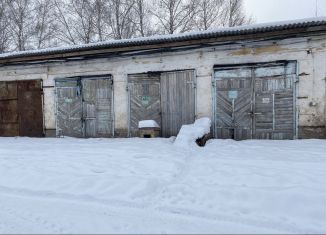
left=244, top=0, right=326, bottom=23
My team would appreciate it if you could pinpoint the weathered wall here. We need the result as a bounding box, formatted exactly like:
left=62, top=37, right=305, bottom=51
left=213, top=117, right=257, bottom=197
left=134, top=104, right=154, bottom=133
left=0, top=35, right=325, bottom=138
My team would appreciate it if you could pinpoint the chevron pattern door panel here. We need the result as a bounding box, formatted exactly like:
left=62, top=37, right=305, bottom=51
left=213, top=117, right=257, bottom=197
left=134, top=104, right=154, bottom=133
left=56, top=79, right=83, bottom=137
left=214, top=62, right=296, bottom=140
left=128, top=74, right=161, bottom=137
left=215, top=75, right=252, bottom=140
left=56, top=76, right=113, bottom=138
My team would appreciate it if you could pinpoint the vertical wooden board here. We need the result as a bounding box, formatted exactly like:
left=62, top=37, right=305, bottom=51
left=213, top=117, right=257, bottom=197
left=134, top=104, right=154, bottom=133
left=96, top=79, right=113, bottom=137
left=56, top=80, right=83, bottom=137
left=254, top=78, right=274, bottom=138
left=161, top=70, right=196, bottom=137
left=82, top=79, right=97, bottom=138
left=17, top=80, right=44, bottom=137
left=128, top=73, right=161, bottom=137
left=160, top=73, right=169, bottom=137
left=82, top=78, right=113, bottom=138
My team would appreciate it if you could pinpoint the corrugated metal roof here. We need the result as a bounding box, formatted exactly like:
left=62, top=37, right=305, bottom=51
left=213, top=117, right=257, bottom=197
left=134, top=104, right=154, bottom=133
left=1, top=17, right=326, bottom=60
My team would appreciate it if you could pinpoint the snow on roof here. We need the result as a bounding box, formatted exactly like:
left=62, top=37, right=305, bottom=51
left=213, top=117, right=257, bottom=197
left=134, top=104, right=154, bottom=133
left=1, top=16, right=326, bottom=60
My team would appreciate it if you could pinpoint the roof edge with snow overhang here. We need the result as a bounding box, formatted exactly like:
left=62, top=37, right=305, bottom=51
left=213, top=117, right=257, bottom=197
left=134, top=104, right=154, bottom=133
left=1, top=16, right=326, bottom=64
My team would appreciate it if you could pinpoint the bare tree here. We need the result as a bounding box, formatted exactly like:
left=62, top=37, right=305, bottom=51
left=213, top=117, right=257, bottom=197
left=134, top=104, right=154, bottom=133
left=108, top=0, right=137, bottom=39
left=94, top=0, right=111, bottom=41
left=195, top=0, right=225, bottom=30
left=222, top=0, right=251, bottom=27
left=54, top=0, right=98, bottom=45
left=54, top=0, right=80, bottom=45
left=152, top=0, right=198, bottom=34
left=71, top=0, right=97, bottom=44
left=0, top=0, right=253, bottom=53
left=33, top=0, right=58, bottom=49
left=133, top=0, right=155, bottom=37
left=0, top=2, right=11, bottom=53
left=6, top=0, right=35, bottom=51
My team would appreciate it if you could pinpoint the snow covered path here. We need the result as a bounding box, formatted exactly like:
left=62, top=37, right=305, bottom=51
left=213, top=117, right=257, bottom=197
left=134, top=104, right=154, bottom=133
left=0, top=138, right=326, bottom=234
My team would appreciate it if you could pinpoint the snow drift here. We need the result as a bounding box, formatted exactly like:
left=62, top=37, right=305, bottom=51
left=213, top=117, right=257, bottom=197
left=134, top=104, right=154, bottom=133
left=174, top=118, right=211, bottom=147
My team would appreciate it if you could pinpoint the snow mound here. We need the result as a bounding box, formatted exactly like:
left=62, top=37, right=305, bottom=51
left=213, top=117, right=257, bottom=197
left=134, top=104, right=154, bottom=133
left=138, top=120, right=160, bottom=129
left=174, top=118, right=211, bottom=148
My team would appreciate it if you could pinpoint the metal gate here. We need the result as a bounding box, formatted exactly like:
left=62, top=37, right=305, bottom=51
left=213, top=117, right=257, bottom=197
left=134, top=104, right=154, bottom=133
left=128, top=70, right=196, bottom=137
left=55, top=76, right=113, bottom=138
left=214, top=62, right=296, bottom=140
left=0, top=80, right=44, bottom=137
left=128, top=73, right=161, bottom=137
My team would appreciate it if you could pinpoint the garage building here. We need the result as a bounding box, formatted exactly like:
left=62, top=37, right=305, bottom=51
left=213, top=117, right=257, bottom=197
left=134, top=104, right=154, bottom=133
left=0, top=17, right=326, bottom=140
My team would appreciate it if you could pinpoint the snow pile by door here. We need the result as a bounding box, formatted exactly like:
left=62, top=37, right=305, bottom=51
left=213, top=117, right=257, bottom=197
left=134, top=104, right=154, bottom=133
left=174, top=117, right=211, bottom=147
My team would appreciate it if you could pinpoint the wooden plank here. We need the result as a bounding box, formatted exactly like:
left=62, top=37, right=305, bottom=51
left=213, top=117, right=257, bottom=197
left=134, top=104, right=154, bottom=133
left=161, top=70, right=196, bottom=137
left=82, top=78, right=113, bottom=138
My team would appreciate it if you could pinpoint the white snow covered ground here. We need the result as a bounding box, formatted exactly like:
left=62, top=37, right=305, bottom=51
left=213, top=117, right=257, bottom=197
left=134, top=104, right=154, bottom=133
left=0, top=137, right=326, bottom=234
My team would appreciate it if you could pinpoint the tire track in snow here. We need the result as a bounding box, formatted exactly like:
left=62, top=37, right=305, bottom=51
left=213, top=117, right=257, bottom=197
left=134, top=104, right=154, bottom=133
left=0, top=185, right=322, bottom=234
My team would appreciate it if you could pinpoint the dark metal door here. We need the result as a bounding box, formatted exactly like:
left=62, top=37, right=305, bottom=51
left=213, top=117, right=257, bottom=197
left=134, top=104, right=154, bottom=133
left=82, top=78, right=113, bottom=138
left=214, top=68, right=253, bottom=140
left=0, top=81, right=19, bottom=136
left=17, top=80, right=44, bottom=137
left=0, top=80, right=43, bottom=137
left=160, top=70, right=196, bottom=137
left=56, top=79, right=83, bottom=137
left=128, top=74, right=161, bottom=137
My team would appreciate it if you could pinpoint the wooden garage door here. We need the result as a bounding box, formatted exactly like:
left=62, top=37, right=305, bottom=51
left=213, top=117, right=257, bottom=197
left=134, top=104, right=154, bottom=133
left=55, top=76, right=113, bottom=138
left=0, top=80, right=43, bottom=137
left=161, top=70, right=196, bottom=137
left=214, top=62, right=296, bottom=140
left=214, top=68, right=253, bottom=140
left=254, top=64, right=296, bottom=139
left=82, top=78, right=114, bottom=138
left=128, top=73, right=161, bottom=137
left=56, top=79, right=83, bottom=137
